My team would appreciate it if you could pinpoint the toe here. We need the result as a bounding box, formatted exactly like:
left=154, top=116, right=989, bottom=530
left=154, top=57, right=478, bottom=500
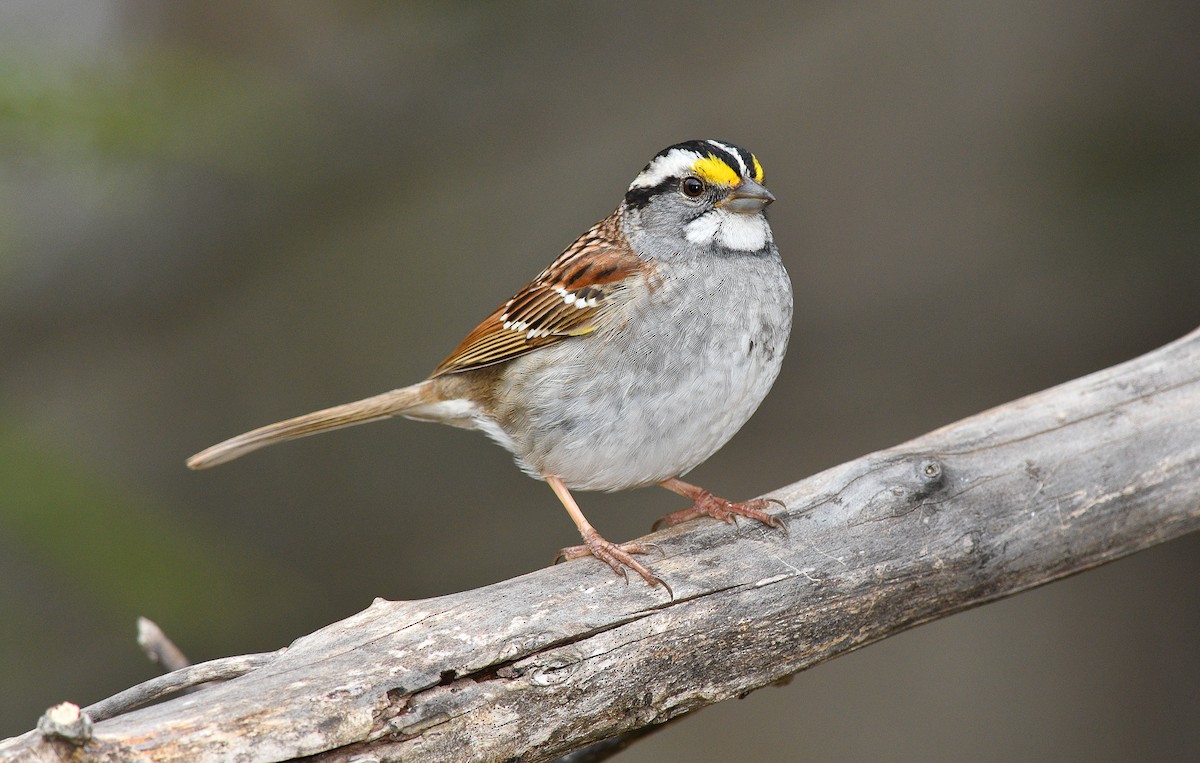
left=559, top=534, right=667, bottom=590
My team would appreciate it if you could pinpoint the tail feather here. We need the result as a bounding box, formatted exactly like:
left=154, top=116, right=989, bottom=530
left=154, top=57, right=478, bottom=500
left=187, top=381, right=437, bottom=470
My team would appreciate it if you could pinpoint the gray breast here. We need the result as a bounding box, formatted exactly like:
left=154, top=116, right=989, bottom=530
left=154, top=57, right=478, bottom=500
left=494, top=248, right=792, bottom=492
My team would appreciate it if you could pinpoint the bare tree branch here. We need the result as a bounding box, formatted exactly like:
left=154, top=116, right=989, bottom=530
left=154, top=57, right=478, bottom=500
left=4, top=327, right=1199, bottom=763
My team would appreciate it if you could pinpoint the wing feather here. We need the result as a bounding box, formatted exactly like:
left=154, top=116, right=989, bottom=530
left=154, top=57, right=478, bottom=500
left=431, top=215, right=644, bottom=376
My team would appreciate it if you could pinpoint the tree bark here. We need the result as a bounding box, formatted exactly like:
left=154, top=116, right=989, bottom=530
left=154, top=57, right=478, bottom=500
left=4, top=327, right=1200, bottom=763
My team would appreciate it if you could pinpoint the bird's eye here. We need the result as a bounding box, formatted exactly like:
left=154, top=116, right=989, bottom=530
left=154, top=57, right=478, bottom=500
left=681, top=176, right=705, bottom=197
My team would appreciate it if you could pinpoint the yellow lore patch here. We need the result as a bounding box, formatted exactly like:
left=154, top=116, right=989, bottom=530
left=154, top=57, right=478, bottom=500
left=690, top=154, right=742, bottom=187
left=689, top=152, right=766, bottom=185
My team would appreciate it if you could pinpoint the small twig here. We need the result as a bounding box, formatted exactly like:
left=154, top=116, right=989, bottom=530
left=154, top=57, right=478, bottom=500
left=84, top=651, right=281, bottom=722
left=137, top=617, right=192, bottom=672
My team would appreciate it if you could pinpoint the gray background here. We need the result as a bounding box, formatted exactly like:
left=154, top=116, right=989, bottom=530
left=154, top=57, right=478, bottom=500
left=2, top=2, right=1198, bottom=759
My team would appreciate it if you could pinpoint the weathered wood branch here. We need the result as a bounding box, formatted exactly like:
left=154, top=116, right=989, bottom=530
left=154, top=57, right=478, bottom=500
left=4, top=327, right=1200, bottom=763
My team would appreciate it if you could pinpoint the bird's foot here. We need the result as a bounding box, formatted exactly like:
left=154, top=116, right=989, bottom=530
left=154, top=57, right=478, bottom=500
left=653, top=482, right=785, bottom=532
left=556, top=528, right=666, bottom=590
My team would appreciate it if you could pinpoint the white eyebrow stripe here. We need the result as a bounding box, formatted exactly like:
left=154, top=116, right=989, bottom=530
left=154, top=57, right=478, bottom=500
left=628, top=148, right=702, bottom=189
left=706, top=139, right=748, bottom=177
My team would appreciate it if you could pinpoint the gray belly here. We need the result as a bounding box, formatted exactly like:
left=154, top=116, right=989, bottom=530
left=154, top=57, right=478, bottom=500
left=491, top=254, right=792, bottom=491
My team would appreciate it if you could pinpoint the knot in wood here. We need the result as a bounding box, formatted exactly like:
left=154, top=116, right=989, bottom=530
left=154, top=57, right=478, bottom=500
left=523, top=650, right=583, bottom=687
left=918, top=458, right=945, bottom=488
left=37, top=702, right=93, bottom=745
left=851, top=455, right=949, bottom=523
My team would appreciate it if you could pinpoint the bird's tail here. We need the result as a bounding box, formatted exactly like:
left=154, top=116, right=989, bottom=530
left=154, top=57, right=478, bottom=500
left=186, top=381, right=439, bottom=470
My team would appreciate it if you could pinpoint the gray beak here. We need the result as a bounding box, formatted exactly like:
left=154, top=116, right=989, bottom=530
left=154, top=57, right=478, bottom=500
left=719, top=178, right=776, bottom=213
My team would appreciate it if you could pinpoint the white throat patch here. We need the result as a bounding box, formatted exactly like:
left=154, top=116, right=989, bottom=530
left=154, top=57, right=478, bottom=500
left=685, top=209, right=770, bottom=251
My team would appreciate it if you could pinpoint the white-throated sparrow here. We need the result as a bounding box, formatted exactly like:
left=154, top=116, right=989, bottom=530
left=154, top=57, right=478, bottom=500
left=188, top=139, right=792, bottom=588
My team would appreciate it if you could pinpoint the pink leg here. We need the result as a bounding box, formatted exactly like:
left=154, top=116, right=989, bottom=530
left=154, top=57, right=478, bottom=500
left=547, top=475, right=666, bottom=589
left=653, top=477, right=785, bottom=531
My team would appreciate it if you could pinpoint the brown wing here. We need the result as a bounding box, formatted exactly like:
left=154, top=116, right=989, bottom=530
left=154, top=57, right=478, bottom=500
left=431, top=214, right=646, bottom=377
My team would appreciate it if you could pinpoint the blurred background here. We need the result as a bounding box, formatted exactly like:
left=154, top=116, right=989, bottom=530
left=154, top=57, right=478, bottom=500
left=2, top=1, right=1198, bottom=759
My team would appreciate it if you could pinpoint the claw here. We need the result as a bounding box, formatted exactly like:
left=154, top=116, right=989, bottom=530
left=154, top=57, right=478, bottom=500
left=654, top=479, right=786, bottom=533
left=557, top=532, right=667, bottom=590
